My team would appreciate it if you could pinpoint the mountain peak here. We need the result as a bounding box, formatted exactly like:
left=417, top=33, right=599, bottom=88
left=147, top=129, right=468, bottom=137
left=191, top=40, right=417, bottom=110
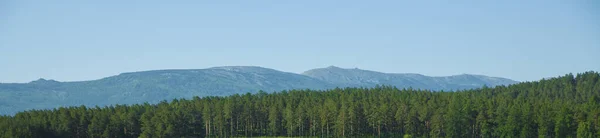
left=30, top=78, right=59, bottom=83
left=324, top=66, right=360, bottom=70
left=210, top=66, right=268, bottom=70
left=28, top=78, right=61, bottom=85
left=208, top=66, right=281, bottom=73
left=326, top=65, right=342, bottom=69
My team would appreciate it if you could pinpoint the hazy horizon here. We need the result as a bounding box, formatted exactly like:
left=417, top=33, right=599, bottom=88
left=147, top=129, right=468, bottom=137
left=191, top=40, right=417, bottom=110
left=0, top=65, right=536, bottom=83
left=2, top=0, right=599, bottom=83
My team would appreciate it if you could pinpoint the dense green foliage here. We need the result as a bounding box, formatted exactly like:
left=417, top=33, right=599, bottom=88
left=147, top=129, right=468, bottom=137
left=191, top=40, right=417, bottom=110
left=1, top=72, right=597, bottom=138
left=0, top=66, right=516, bottom=115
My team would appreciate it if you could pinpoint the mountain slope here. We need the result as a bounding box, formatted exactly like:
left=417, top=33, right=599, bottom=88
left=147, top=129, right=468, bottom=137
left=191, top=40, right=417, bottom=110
left=302, top=66, right=519, bottom=90
left=0, top=66, right=517, bottom=115
left=0, top=66, right=334, bottom=115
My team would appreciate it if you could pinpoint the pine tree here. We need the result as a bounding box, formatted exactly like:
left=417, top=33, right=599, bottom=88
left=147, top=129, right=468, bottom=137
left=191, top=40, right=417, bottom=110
left=335, top=101, right=348, bottom=137
left=202, top=102, right=213, bottom=137
left=284, top=103, right=295, bottom=136
left=576, top=121, right=593, bottom=138
left=268, top=104, right=280, bottom=136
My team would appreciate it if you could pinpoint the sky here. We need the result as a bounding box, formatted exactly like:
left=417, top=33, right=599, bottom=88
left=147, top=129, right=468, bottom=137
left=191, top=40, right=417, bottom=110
left=1, top=0, right=599, bottom=83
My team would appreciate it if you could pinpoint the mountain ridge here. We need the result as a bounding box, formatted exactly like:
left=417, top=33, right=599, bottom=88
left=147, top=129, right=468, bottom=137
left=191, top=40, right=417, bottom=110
left=11, top=66, right=513, bottom=84
left=302, top=66, right=518, bottom=90
left=0, top=66, right=518, bottom=115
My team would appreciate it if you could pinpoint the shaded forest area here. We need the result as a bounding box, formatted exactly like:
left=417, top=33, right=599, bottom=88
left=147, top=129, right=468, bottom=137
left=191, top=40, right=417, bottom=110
left=1, top=72, right=599, bottom=138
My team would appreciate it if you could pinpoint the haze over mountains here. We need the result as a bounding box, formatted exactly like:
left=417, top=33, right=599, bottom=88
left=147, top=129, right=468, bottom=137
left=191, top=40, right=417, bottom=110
left=0, top=66, right=518, bottom=115
left=303, top=66, right=517, bottom=90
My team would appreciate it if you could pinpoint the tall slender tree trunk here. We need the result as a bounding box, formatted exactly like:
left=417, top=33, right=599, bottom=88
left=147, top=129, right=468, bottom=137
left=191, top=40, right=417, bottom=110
left=206, top=120, right=211, bottom=136
left=327, top=122, right=330, bottom=137
left=378, top=123, right=381, bottom=137
left=298, top=118, right=301, bottom=136
left=342, top=123, right=345, bottom=137
left=472, top=124, right=475, bottom=138
left=350, top=123, right=354, bottom=136
left=321, top=125, right=323, bottom=137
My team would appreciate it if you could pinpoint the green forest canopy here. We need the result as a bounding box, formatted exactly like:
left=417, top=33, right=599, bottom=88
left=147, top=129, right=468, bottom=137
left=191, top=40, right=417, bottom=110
left=1, top=71, right=599, bottom=138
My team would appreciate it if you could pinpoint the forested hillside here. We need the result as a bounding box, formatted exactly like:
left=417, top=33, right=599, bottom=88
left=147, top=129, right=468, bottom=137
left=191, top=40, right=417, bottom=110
left=1, top=72, right=598, bottom=138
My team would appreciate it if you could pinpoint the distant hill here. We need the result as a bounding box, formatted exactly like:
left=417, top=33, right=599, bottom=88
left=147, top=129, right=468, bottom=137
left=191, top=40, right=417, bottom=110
left=0, top=66, right=517, bottom=115
left=303, top=66, right=519, bottom=91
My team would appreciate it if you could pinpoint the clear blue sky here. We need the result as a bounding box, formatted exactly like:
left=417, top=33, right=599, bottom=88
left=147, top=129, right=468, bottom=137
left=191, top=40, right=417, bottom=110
left=1, top=0, right=599, bottom=82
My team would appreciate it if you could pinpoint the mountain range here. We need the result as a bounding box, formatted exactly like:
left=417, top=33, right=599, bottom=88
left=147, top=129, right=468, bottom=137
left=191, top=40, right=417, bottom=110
left=0, top=66, right=518, bottom=115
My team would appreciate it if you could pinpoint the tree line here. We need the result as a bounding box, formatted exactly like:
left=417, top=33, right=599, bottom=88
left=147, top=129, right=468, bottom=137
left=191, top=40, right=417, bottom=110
left=1, top=71, right=599, bottom=138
